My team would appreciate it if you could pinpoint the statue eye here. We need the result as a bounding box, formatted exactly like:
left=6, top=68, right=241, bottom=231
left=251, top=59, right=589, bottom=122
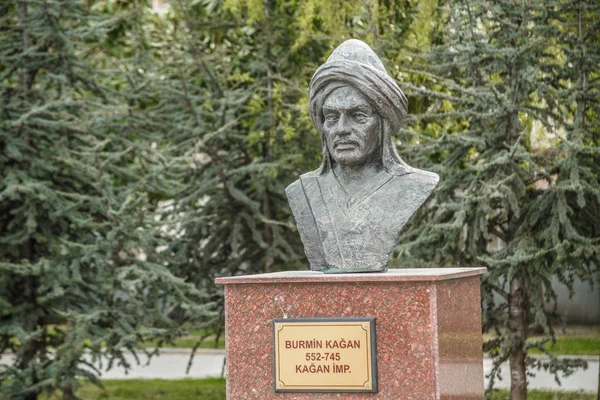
left=353, top=112, right=369, bottom=122
left=325, top=114, right=339, bottom=123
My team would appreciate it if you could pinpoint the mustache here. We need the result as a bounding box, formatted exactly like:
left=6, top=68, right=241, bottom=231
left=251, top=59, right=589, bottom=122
left=334, top=139, right=359, bottom=148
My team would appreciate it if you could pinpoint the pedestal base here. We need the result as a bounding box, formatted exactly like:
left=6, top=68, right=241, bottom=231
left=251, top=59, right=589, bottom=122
left=215, top=268, right=485, bottom=399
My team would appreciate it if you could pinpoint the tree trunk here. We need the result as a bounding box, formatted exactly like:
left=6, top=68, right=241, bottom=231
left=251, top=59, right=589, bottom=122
left=509, top=276, right=527, bottom=400
left=62, top=386, right=75, bottom=400
left=62, top=321, right=76, bottom=400
left=21, top=323, right=39, bottom=400
left=20, top=241, right=40, bottom=400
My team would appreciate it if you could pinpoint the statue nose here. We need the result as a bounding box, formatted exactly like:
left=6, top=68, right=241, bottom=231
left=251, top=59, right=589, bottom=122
left=335, top=114, right=351, bottom=136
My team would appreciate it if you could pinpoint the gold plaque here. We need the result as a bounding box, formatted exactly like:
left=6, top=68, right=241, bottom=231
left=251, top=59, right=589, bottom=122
left=273, top=318, right=377, bottom=392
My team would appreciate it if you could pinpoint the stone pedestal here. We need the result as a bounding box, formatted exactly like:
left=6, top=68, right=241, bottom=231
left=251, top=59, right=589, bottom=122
left=215, top=268, right=486, bottom=399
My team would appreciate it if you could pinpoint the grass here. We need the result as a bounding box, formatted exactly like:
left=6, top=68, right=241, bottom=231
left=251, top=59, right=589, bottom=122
left=140, top=329, right=225, bottom=350
left=45, top=380, right=596, bottom=400
left=489, top=390, right=596, bottom=399
left=142, top=336, right=225, bottom=350
left=48, top=379, right=226, bottom=400
left=483, top=328, right=600, bottom=357
left=528, top=336, right=600, bottom=356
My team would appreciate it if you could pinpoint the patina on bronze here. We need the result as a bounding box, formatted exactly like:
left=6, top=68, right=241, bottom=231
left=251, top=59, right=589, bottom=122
left=273, top=318, right=377, bottom=393
left=286, top=39, right=439, bottom=273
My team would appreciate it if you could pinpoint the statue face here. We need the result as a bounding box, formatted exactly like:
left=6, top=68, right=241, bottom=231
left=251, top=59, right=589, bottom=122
left=322, top=86, right=380, bottom=168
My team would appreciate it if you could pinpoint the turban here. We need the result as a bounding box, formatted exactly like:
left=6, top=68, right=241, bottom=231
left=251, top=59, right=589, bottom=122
left=308, top=39, right=411, bottom=176
left=309, top=39, right=408, bottom=134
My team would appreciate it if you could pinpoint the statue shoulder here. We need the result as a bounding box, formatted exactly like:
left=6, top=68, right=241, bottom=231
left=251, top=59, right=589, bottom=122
left=285, top=171, right=320, bottom=199
left=285, top=178, right=301, bottom=199
left=389, top=167, right=439, bottom=197
left=409, top=168, right=439, bottom=190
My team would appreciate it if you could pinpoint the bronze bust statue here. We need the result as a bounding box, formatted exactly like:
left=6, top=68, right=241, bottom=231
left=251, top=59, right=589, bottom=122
left=286, top=39, right=439, bottom=273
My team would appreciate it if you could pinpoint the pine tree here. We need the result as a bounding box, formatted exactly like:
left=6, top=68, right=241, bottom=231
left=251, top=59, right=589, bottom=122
left=140, top=0, right=324, bottom=351
left=0, top=1, right=210, bottom=398
left=149, top=0, right=424, bottom=351
left=392, top=0, right=599, bottom=398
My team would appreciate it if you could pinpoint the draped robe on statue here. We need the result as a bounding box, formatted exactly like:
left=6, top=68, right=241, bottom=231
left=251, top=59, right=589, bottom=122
left=286, top=168, right=438, bottom=273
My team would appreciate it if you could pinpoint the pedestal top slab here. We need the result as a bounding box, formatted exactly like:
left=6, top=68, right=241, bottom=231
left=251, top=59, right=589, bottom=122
left=215, top=267, right=486, bottom=285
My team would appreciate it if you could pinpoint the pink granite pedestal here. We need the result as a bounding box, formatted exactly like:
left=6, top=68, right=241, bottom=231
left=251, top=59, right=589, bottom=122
left=215, top=268, right=486, bottom=399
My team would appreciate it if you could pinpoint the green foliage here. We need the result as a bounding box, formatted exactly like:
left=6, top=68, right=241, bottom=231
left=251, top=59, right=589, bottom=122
left=3, top=0, right=596, bottom=399
left=0, top=1, right=212, bottom=398
left=144, top=2, right=322, bottom=355
left=47, top=379, right=226, bottom=400
left=148, top=0, right=422, bottom=354
left=393, top=0, right=599, bottom=397
left=1, top=0, right=424, bottom=397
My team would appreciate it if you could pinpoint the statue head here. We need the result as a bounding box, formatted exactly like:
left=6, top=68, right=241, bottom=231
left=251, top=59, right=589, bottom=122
left=308, top=39, right=412, bottom=176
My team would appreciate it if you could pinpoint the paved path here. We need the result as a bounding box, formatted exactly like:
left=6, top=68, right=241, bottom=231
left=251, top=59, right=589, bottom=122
left=2, top=350, right=597, bottom=393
